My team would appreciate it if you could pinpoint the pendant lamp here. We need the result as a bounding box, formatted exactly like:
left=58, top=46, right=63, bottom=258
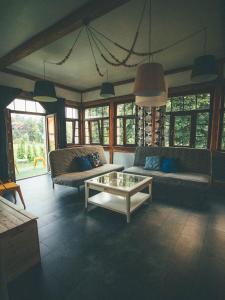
left=100, top=82, right=115, bottom=98
left=136, top=81, right=168, bottom=107
left=33, top=61, right=57, bottom=102
left=191, top=55, right=218, bottom=83
left=134, top=62, right=166, bottom=94
left=100, top=69, right=115, bottom=98
left=191, top=28, right=218, bottom=83
left=33, top=80, right=57, bottom=102
left=134, top=0, right=167, bottom=107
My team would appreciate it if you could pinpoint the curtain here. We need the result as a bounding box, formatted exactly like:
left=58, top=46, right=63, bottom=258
left=0, top=85, right=21, bottom=181
left=41, top=98, right=67, bottom=149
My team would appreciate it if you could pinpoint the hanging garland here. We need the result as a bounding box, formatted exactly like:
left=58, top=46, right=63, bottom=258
left=44, top=0, right=208, bottom=78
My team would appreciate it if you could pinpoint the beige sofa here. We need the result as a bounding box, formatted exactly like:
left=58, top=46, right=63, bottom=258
left=49, top=145, right=124, bottom=191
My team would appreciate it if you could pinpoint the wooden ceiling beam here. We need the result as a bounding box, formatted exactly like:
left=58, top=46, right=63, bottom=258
left=0, top=0, right=130, bottom=69
left=2, top=68, right=82, bottom=93
left=83, top=57, right=225, bottom=93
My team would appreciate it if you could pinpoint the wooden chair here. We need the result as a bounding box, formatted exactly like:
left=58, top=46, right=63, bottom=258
left=0, top=180, right=26, bottom=209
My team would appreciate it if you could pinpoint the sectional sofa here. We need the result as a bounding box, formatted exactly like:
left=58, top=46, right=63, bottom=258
left=49, top=145, right=123, bottom=191
left=123, top=146, right=214, bottom=204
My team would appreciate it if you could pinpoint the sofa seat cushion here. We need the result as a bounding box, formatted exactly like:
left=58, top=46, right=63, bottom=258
left=123, top=166, right=210, bottom=184
left=53, top=164, right=124, bottom=187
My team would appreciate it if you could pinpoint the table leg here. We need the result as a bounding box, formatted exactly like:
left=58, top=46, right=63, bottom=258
left=16, top=186, right=26, bottom=209
left=85, top=183, right=89, bottom=209
left=126, top=194, right=131, bottom=223
left=149, top=182, right=152, bottom=202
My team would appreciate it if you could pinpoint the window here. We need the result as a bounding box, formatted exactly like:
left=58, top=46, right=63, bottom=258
left=115, top=101, right=136, bottom=146
left=84, top=105, right=109, bottom=145
left=7, top=98, right=45, bottom=114
left=65, top=107, right=79, bottom=145
left=165, top=93, right=211, bottom=148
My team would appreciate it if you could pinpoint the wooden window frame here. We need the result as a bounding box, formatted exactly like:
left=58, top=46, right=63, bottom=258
left=65, top=106, right=80, bottom=146
left=114, top=101, right=137, bottom=147
left=84, top=104, right=110, bottom=146
left=218, top=89, right=225, bottom=151
left=165, top=91, right=213, bottom=149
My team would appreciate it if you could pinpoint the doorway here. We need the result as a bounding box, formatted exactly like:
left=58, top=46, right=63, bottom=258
left=7, top=99, right=49, bottom=180
left=11, top=113, right=48, bottom=180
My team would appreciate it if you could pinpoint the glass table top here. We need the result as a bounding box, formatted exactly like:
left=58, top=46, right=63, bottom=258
left=88, top=172, right=148, bottom=190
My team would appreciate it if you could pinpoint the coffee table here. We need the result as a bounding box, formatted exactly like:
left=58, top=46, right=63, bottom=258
left=85, top=172, right=152, bottom=223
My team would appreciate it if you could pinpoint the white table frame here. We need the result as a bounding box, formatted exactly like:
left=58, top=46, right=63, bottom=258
left=85, top=172, right=152, bottom=223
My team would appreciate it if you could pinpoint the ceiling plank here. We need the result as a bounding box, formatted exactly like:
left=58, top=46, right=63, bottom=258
left=0, top=0, right=130, bottom=70
left=2, top=68, right=82, bottom=93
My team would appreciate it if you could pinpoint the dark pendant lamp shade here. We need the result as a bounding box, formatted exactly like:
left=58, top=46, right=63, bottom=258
left=191, top=55, right=218, bottom=83
left=33, top=80, right=57, bottom=102
left=100, top=82, right=115, bottom=98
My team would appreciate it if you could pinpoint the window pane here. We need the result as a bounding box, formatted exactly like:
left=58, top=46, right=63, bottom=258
left=103, top=119, right=109, bottom=145
left=124, top=102, right=134, bottom=115
left=26, top=100, right=36, bottom=112
left=85, top=106, right=109, bottom=119
left=7, top=101, right=15, bottom=110
left=117, top=104, right=124, bottom=116
left=36, top=102, right=45, bottom=113
left=171, top=97, right=183, bottom=112
left=116, top=118, right=123, bottom=145
left=197, top=93, right=210, bottom=109
left=195, top=112, right=209, bottom=149
left=174, top=115, right=191, bottom=146
left=72, top=108, right=78, bottom=119
left=66, top=107, right=73, bottom=118
left=126, top=118, right=135, bottom=144
left=166, top=99, right=171, bottom=112
left=15, top=99, right=25, bottom=111
left=66, top=121, right=73, bottom=144
left=184, top=95, right=196, bottom=111
left=164, top=114, right=170, bottom=146
left=91, top=121, right=100, bottom=143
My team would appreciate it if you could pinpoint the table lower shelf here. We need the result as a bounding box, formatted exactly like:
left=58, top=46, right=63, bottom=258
left=87, top=191, right=150, bottom=215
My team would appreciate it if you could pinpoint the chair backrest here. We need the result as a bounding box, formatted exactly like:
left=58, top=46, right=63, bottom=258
left=134, top=146, right=211, bottom=174
left=49, top=145, right=107, bottom=178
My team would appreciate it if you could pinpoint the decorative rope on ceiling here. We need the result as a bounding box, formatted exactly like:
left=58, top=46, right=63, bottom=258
left=45, top=0, right=207, bottom=78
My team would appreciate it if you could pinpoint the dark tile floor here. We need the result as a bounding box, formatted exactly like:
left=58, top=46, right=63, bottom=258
left=7, top=175, right=225, bottom=300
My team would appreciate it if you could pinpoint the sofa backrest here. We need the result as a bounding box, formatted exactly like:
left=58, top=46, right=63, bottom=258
left=49, top=145, right=107, bottom=178
left=134, top=146, right=211, bottom=174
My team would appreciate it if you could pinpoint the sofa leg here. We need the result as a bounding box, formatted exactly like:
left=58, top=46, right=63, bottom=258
left=52, top=182, right=55, bottom=189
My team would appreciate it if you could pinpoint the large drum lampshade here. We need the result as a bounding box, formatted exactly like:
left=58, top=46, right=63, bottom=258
left=33, top=80, right=57, bottom=102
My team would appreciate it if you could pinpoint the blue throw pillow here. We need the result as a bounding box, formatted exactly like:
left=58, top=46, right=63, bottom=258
left=161, top=158, right=177, bottom=173
left=144, top=156, right=160, bottom=170
left=76, top=156, right=93, bottom=171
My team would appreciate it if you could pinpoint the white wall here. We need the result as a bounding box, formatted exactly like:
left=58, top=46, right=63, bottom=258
left=82, top=70, right=193, bottom=102
left=0, top=71, right=81, bottom=102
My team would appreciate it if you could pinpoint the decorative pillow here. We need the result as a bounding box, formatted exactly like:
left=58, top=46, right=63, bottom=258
left=88, top=152, right=102, bottom=168
left=161, top=158, right=177, bottom=173
left=75, top=156, right=93, bottom=171
left=144, top=156, right=161, bottom=170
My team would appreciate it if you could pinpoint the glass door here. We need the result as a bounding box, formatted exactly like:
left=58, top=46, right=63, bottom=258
left=11, top=113, right=48, bottom=180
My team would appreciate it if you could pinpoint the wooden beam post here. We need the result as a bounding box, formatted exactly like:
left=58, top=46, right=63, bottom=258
left=210, top=62, right=225, bottom=151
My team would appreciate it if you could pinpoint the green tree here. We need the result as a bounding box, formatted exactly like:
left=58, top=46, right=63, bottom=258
left=32, top=144, right=38, bottom=158
left=27, top=144, right=33, bottom=162
left=17, top=140, right=26, bottom=159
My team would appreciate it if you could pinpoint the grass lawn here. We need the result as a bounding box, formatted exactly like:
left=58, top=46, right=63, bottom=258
left=16, top=161, right=47, bottom=180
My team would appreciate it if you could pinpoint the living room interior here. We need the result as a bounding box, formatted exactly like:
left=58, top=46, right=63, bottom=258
left=0, top=0, right=225, bottom=299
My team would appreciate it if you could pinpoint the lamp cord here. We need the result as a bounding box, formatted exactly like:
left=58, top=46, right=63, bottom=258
left=148, top=0, right=152, bottom=63
left=86, top=27, right=104, bottom=77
